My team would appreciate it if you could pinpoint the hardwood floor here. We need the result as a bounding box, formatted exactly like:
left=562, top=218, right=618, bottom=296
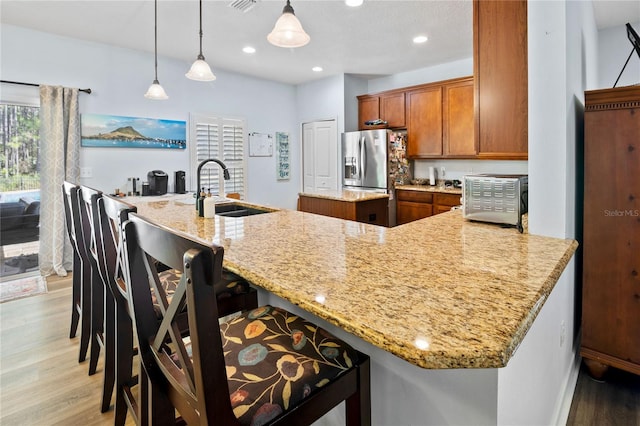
left=0, top=277, right=135, bottom=425
left=1, top=276, right=638, bottom=425
left=567, top=364, right=640, bottom=426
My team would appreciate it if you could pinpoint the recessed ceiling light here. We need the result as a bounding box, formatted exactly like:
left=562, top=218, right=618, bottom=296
left=242, top=46, right=256, bottom=54
left=345, top=0, right=363, bottom=6
left=413, top=35, right=428, bottom=44
left=312, top=66, right=323, bottom=72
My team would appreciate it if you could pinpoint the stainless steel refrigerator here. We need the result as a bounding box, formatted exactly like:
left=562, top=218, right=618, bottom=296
left=342, top=129, right=409, bottom=227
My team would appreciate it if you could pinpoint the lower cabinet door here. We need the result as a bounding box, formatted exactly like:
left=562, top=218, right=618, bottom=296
left=397, top=201, right=433, bottom=225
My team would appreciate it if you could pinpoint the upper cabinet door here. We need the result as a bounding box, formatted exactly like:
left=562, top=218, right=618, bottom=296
left=407, top=86, right=443, bottom=157
left=380, top=92, right=406, bottom=129
left=443, top=78, right=476, bottom=157
left=474, top=0, right=528, bottom=159
left=358, top=96, right=380, bottom=130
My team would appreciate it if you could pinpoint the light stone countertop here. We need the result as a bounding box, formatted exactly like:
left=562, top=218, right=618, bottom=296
left=299, top=189, right=389, bottom=202
left=134, top=198, right=577, bottom=369
left=395, top=184, right=463, bottom=195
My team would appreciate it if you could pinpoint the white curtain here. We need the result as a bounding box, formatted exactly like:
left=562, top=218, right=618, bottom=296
left=38, top=86, right=80, bottom=276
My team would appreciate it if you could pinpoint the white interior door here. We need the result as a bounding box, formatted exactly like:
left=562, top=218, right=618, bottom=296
left=302, top=120, right=338, bottom=193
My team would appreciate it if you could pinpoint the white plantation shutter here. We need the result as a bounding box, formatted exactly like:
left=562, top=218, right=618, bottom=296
left=190, top=113, right=247, bottom=197
left=222, top=122, right=245, bottom=197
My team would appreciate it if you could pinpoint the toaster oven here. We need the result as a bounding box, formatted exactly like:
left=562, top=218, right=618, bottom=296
left=462, top=174, right=528, bottom=233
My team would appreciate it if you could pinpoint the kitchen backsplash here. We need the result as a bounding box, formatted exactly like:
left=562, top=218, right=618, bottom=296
left=413, top=159, right=528, bottom=181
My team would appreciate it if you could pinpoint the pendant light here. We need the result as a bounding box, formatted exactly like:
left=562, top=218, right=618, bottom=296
left=267, top=0, right=310, bottom=48
left=144, top=0, right=168, bottom=100
left=186, top=0, right=216, bottom=81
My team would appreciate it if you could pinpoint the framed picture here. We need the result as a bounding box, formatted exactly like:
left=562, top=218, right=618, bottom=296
left=276, top=132, right=290, bottom=180
left=81, top=113, right=186, bottom=149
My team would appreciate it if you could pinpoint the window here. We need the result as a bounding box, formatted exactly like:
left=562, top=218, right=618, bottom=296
left=1, top=104, right=40, bottom=193
left=1, top=101, right=41, bottom=278
left=190, top=113, right=247, bottom=198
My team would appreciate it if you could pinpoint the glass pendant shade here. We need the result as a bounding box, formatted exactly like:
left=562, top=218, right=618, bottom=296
left=186, top=0, right=216, bottom=82
left=145, top=0, right=168, bottom=100
left=186, top=57, right=216, bottom=81
left=267, top=1, right=310, bottom=48
left=144, top=80, right=169, bottom=100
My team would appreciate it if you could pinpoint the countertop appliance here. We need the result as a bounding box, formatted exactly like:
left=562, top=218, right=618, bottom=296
left=175, top=170, right=186, bottom=194
left=342, top=129, right=408, bottom=227
left=462, top=174, right=528, bottom=233
left=147, top=170, right=168, bottom=195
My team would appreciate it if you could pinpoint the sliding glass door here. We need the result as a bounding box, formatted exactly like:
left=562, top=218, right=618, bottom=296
left=0, top=103, right=41, bottom=279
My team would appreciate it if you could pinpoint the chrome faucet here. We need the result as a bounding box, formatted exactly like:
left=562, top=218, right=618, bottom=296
left=195, top=158, right=230, bottom=209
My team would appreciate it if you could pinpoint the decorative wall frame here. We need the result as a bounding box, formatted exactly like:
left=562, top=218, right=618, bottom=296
left=81, top=113, right=186, bottom=149
left=248, top=132, right=273, bottom=156
left=276, top=132, right=290, bottom=180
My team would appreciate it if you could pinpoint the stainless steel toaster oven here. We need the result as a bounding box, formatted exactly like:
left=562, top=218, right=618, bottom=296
left=462, top=174, right=528, bottom=232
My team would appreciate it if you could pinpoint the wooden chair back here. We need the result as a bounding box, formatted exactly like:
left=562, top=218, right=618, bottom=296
left=62, top=181, right=81, bottom=259
left=94, top=195, right=137, bottom=305
left=61, top=181, right=91, bottom=362
left=93, top=194, right=140, bottom=425
left=122, top=212, right=235, bottom=425
left=78, top=185, right=112, bottom=401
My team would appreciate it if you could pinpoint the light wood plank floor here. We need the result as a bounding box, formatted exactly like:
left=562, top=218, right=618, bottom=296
left=0, top=277, right=134, bottom=425
left=1, top=276, right=638, bottom=425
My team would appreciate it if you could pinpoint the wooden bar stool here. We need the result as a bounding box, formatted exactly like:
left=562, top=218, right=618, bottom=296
left=78, top=185, right=114, bottom=413
left=96, top=195, right=259, bottom=425
left=61, top=181, right=91, bottom=364
left=122, top=212, right=371, bottom=425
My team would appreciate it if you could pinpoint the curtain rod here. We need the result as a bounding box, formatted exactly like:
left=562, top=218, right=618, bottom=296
left=0, top=79, right=92, bottom=94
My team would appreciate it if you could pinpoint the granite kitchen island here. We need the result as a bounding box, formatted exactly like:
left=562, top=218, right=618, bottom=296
left=135, top=197, right=578, bottom=425
left=298, top=189, right=390, bottom=227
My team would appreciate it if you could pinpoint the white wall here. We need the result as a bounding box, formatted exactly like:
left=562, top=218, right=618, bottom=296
left=501, top=1, right=598, bottom=424
left=0, top=24, right=300, bottom=210
left=413, top=160, right=528, bottom=182
left=598, top=21, right=640, bottom=89
left=367, top=57, right=474, bottom=93
left=295, top=74, right=345, bottom=131
left=343, top=74, right=368, bottom=132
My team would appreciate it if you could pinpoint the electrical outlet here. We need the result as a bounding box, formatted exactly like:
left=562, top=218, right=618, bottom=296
left=440, top=167, right=445, bottom=177
left=80, top=167, right=93, bottom=178
left=560, top=320, right=566, bottom=348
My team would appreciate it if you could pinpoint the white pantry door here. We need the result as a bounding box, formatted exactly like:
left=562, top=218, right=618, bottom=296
left=302, top=120, right=338, bottom=193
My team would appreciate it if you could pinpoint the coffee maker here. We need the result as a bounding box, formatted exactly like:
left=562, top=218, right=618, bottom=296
left=147, top=170, right=168, bottom=195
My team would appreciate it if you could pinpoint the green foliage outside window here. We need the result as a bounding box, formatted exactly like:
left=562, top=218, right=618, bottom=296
left=0, top=104, right=40, bottom=192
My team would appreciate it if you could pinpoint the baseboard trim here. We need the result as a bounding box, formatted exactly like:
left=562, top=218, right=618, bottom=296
left=552, top=334, right=582, bottom=425
left=45, top=273, right=73, bottom=292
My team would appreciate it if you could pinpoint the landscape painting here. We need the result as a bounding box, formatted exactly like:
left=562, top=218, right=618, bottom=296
left=81, top=114, right=186, bottom=149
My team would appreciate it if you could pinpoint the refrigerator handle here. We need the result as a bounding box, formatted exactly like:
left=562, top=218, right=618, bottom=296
left=360, top=136, right=367, bottom=181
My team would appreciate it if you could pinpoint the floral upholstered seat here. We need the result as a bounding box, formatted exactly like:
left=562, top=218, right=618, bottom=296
left=123, top=212, right=371, bottom=426
left=170, top=305, right=361, bottom=425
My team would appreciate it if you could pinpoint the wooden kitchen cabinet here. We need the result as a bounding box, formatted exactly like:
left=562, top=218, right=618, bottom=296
left=433, top=193, right=462, bottom=215
left=357, top=91, right=405, bottom=130
left=380, top=92, right=406, bottom=128
left=357, top=95, right=380, bottom=130
left=396, top=189, right=462, bottom=224
left=474, top=0, right=528, bottom=159
left=396, top=190, right=433, bottom=225
left=298, top=195, right=389, bottom=227
left=581, top=86, right=640, bottom=378
left=443, top=78, right=476, bottom=157
left=406, top=86, right=443, bottom=157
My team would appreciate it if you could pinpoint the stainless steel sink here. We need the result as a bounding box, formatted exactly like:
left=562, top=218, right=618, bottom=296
left=215, top=202, right=273, bottom=217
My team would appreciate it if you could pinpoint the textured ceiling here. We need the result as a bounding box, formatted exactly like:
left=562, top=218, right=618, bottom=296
left=0, top=0, right=473, bottom=85
left=1, top=0, right=637, bottom=85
